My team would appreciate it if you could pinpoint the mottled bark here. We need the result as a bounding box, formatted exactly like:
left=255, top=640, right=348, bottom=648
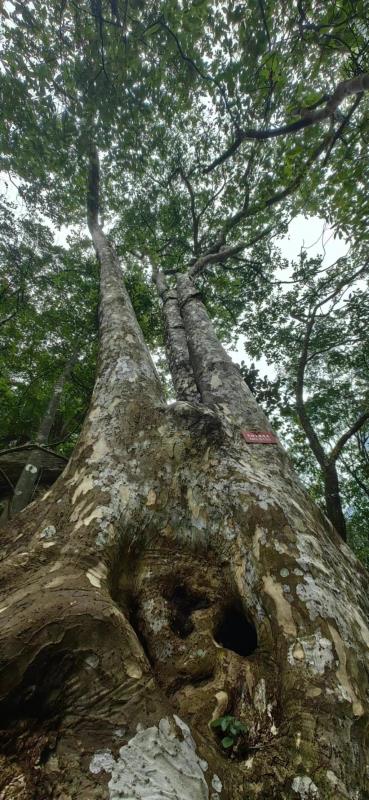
left=0, top=158, right=369, bottom=800
left=154, top=268, right=200, bottom=402
left=6, top=358, right=74, bottom=518
left=177, top=273, right=273, bottom=432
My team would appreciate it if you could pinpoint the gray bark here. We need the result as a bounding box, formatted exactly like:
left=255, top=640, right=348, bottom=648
left=154, top=268, right=200, bottom=402
left=177, top=273, right=273, bottom=432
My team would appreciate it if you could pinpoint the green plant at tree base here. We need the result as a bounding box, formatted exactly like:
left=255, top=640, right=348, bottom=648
left=211, top=715, right=248, bottom=751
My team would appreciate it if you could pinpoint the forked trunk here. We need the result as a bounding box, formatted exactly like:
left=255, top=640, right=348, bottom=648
left=0, top=158, right=368, bottom=800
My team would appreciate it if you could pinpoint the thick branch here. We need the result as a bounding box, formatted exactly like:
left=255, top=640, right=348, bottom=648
left=204, top=72, right=369, bottom=173
left=87, top=142, right=100, bottom=231
left=189, top=225, right=273, bottom=277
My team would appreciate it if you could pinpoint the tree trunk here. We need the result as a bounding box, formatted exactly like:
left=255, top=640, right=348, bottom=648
left=4, top=357, right=75, bottom=519
left=1, top=169, right=369, bottom=800
left=324, top=461, right=347, bottom=542
left=154, top=268, right=200, bottom=402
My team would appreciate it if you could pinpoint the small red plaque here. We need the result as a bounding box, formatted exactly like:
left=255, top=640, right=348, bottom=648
left=241, top=431, right=278, bottom=444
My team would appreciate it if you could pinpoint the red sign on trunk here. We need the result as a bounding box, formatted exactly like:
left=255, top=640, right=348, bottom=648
left=241, top=431, right=278, bottom=444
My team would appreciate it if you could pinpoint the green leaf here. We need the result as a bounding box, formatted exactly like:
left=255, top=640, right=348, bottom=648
left=221, top=737, right=234, bottom=748
left=210, top=718, right=223, bottom=729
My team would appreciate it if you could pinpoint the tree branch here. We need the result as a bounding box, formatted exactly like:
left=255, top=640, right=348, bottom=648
left=87, top=142, right=100, bottom=232
left=0, top=311, right=17, bottom=327
left=323, top=92, right=364, bottom=166
left=189, top=225, right=273, bottom=277
left=329, top=412, right=369, bottom=464
left=203, top=72, right=369, bottom=173
left=179, top=169, right=200, bottom=256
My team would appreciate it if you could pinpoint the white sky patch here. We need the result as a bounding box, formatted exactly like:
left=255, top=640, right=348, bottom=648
left=229, top=214, right=349, bottom=374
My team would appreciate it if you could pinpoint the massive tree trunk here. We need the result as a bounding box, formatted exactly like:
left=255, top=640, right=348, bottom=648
left=0, top=157, right=369, bottom=800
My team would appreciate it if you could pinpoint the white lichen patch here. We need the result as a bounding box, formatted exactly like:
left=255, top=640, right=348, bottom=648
left=86, top=561, right=108, bottom=589
left=295, top=534, right=330, bottom=576
left=39, top=525, right=56, bottom=540
left=25, top=463, right=38, bottom=474
left=142, top=598, right=167, bottom=633
left=89, top=716, right=211, bottom=799
left=288, top=632, right=334, bottom=675
left=85, top=654, right=99, bottom=669
left=210, top=373, right=222, bottom=390
left=292, top=775, right=319, bottom=798
left=90, top=749, right=115, bottom=774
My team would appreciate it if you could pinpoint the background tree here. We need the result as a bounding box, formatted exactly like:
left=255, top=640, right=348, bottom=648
left=240, top=250, right=369, bottom=545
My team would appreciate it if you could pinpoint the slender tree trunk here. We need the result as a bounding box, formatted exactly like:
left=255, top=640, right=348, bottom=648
left=154, top=268, right=200, bottom=402
left=324, top=461, right=347, bottom=541
left=4, top=357, right=75, bottom=518
left=295, top=312, right=350, bottom=542
left=0, top=157, right=369, bottom=799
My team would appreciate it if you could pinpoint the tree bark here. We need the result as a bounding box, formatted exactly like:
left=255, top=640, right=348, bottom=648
left=323, top=461, right=347, bottom=542
left=154, top=268, right=200, bottom=402
left=1, top=159, right=369, bottom=799
left=5, top=357, right=75, bottom=518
